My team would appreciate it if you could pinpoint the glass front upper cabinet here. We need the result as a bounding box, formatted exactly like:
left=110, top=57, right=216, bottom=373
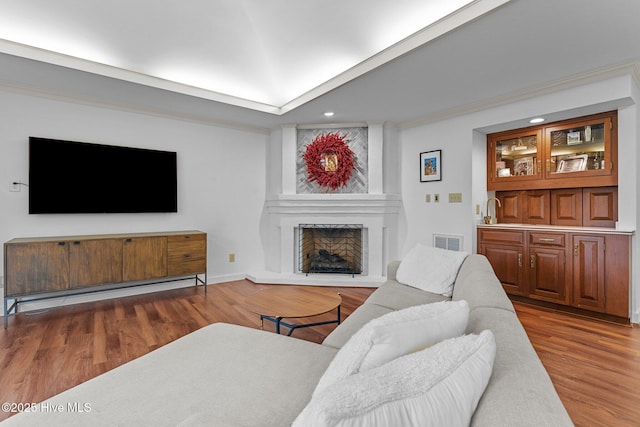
left=487, top=111, right=617, bottom=191
left=488, top=129, right=543, bottom=187
left=544, top=115, right=613, bottom=181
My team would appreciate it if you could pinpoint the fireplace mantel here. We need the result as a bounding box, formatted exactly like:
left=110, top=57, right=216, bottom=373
left=251, top=122, right=401, bottom=287
left=265, top=193, right=402, bottom=215
left=252, top=193, right=401, bottom=287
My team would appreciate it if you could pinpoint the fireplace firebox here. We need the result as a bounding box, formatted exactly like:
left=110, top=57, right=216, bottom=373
left=298, top=224, right=363, bottom=275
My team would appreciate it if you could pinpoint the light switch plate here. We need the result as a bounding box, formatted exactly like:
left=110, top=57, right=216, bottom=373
left=449, top=192, right=462, bottom=203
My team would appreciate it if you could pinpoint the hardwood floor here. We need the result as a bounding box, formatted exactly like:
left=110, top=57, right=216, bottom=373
left=514, top=302, right=640, bottom=427
left=1, top=280, right=638, bottom=426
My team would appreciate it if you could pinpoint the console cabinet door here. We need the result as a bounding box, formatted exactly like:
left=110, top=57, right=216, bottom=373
left=572, top=235, right=606, bottom=313
left=5, top=241, right=70, bottom=296
left=123, top=236, right=168, bottom=281
left=69, top=239, right=123, bottom=288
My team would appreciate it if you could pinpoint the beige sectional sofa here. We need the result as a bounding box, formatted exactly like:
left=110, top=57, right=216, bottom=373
left=1, top=254, right=573, bottom=426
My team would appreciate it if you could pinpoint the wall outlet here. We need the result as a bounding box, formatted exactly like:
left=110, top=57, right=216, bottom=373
left=434, top=194, right=440, bottom=203
left=228, top=253, right=235, bottom=263
left=449, top=192, right=462, bottom=203
left=425, top=194, right=431, bottom=203
left=9, top=179, right=21, bottom=192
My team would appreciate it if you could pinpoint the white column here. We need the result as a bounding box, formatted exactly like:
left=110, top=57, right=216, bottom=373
left=367, top=121, right=384, bottom=194
left=281, top=125, right=297, bottom=195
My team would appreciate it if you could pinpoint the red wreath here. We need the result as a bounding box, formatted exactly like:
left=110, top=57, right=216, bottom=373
left=304, top=132, right=355, bottom=190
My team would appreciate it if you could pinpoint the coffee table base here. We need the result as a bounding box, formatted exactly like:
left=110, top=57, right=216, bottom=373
left=260, top=306, right=341, bottom=336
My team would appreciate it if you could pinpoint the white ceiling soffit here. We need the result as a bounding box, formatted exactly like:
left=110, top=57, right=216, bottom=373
left=0, top=0, right=510, bottom=115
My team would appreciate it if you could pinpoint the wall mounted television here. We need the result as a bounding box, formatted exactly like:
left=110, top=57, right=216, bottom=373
left=29, top=137, right=178, bottom=214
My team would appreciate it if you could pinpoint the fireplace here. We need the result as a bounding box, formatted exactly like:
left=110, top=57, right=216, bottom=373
left=298, top=224, right=363, bottom=275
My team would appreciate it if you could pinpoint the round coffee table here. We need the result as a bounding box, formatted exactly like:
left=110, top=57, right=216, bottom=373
left=244, top=287, right=342, bottom=336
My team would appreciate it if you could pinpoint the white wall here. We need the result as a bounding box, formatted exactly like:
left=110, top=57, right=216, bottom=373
left=0, top=89, right=268, bottom=309
left=399, top=73, right=639, bottom=322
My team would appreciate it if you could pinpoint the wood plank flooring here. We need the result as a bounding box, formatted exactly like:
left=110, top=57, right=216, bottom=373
left=1, top=280, right=638, bottom=426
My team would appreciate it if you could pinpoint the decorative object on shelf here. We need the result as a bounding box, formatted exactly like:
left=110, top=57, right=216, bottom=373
left=304, top=132, right=355, bottom=190
left=420, top=149, right=442, bottom=182
left=513, top=157, right=534, bottom=176
left=556, top=154, right=588, bottom=173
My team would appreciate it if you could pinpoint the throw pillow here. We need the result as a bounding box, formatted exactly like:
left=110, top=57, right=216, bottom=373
left=396, top=243, right=469, bottom=296
left=293, top=330, right=496, bottom=427
left=314, top=300, right=469, bottom=395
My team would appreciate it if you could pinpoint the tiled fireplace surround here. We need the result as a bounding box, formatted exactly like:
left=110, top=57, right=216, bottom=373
left=248, top=123, right=401, bottom=287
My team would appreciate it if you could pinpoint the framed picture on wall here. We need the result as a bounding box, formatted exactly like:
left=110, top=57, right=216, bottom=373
left=420, top=150, right=442, bottom=182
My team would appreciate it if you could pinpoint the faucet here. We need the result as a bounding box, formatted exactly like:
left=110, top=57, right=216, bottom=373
left=484, top=197, right=502, bottom=224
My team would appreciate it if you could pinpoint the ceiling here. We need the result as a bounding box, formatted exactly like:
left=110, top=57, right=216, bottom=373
left=1, top=0, right=639, bottom=131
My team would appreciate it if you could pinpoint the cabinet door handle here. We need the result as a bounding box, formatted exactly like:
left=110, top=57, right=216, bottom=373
left=518, top=254, right=522, bottom=267
left=574, top=245, right=579, bottom=256
left=530, top=255, right=536, bottom=268
left=546, top=159, right=551, bottom=172
left=539, top=238, right=555, bottom=243
left=57, top=242, right=66, bottom=246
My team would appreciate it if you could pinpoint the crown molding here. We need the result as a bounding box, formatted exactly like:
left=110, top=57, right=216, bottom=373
left=400, top=60, right=640, bottom=130
left=0, top=79, right=271, bottom=135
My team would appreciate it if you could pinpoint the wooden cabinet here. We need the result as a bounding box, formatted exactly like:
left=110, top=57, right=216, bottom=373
left=69, top=238, right=123, bottom=288
left=572, top=234, right=605, bottom=312
left=5, top=241, right=70, bottom=296
left=478, top=226, right=630, bottom=320
left=123, top=236, right=168, bottom=281
left=496, top=186, right=617, bottom=228
left=550, top=188, right=583, bottom=226
left=488, top=111, right=617, bottom=191
left=168, top=233, right=207, bottom=277
left=4, top=231, right=207, bottom=327
left=497, top=190, right=550, bottom=224
left=582, top=187, right=618, bottom=227
left=478, top=229, right=526, bottom=296
left=527, top=232, right=570, bottom=305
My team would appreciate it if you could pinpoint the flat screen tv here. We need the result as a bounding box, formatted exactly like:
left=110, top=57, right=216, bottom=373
left=29, top=137, right=178, bottom=214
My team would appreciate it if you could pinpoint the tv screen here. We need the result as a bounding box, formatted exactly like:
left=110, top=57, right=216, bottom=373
left=29, top=137, right=178, bottom=214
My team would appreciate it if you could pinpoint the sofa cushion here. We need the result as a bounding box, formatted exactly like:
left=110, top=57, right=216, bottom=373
left=365, top=279, right=450, bottom=310
left=396, top=244, right=468, bottom=296
left=293, top=330, right=496, bottom=427
left=315, top=300, right=469, bottom=395
left=1, top=323, right=338, bottom=427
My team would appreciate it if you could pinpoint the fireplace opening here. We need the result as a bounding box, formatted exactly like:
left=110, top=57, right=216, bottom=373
left=298, top=224, right=363, bottom=275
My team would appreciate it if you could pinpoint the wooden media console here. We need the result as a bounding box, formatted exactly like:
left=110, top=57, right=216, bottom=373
left=3, top=230, right=207, bottom=328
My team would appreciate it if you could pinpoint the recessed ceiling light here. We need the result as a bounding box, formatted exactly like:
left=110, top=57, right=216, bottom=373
left=323, top=111, right=334, bottom=117
left=529, top=117, right=545, bottom=124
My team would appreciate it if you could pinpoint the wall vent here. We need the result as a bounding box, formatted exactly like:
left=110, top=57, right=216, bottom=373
left=433, top=234, right=463, bottom=252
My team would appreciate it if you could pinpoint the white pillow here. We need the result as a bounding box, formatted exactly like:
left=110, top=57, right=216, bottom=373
left=293, top=330, right=496, bottom=427
left=396, top=243, right=469, bottom=296
left=314, top=300, right=469, bottom=395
